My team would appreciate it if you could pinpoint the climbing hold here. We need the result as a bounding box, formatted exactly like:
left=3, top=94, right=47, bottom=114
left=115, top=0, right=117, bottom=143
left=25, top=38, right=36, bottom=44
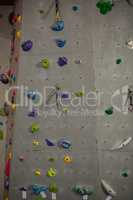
left=58, top=139, right=71, bottom=149
left=45, top=139, right=55, bottom=146
left=41, top=58, right=50, bottom=69
left=75, top=59, right=82, bottom=64
left=126, top=40, right=133, bottom=49
left=57, top=57, right=68, bottom=66
left=105, top=106, right=113, bottom=115
left=72, top=5, right=80, bottom=11
left=101, top=180, right=116, bottom=197
left=35, top=169, right=41, bottom=176
left=16, top=31, right=21, bottom=39
left=111, top=137, right=132, bottom=150
left=47, top=168, right=57, bottom=177
left=64, top=155, right=72, bottom=163
left=49, top=182, right=58, bottom=193
left=11, top=103, right=16, bottom=111
left=30, top=123, right=40, bottom=133
left=61, top=92, right=69, bottom=99
left=28, top=108, right=38, bottom=118
left=19, top=155, right=24, bottom=161
left=31, top=184, right=48, bottom=195
left=48, top=157, right=55, bottom=162
left=75, top=91, right=84, bottom=97
left=52, top=20, right=64, bottom=31
left=0, top=108, right=6, bottom=116
left=62, top=107, right=69, bottom=113
left=16, top=15, right=22, bottom=23
left=20, top=187, right=27, bottom=200
left=21, top=40, right=33, bottom=51
left=0, top=73, right=9, bottom=84
left=55, top=39, right=66, bottom=48
left=27, top=90, right=38, bottom=101
left=38, top=9, right=44, bottom=14
left=72, top=185, right=95, bottom=196
left=33, top=140, right=40, bottom=146
left=116, top=58, right=122, bottom=64
left=121, top=169, right=130, bottom=177
left=0, top=122, right=3, bottom=126
left=0, top=130, right=4, bottom=140
left=96, top=0, right=113, bottom=15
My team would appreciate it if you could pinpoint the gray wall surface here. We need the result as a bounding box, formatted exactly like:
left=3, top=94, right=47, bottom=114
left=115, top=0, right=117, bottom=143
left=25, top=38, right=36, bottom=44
left=8, top=0, right=133, bottom=200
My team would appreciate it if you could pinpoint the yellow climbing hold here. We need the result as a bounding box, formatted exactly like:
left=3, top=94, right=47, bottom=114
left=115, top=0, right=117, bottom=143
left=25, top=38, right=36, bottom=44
left=16, top=31, right=21, bottom=39
left=17, top=15, right=22, bottom=23
left=35, top=169, right=41, bottom=176
left=47, top=168, right=57, bottom=177
left=32, top=140, right=40, bottom=146
left=64, top=155, right=72, bottom=163
left=41, top=58, right=50, bottom=69
left=11, top=104, right=16, bottom=111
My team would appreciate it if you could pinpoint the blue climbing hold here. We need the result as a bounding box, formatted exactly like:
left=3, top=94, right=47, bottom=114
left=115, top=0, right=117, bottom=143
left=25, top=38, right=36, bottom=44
left=52, top=20, right=64, bottom=31
left=45, top=139, right=55, bottom=146
left=21, top=40, right=33, bottom=51
left=55, top=39, right=66, bottom=48
left=57, top=57, right=68, bottom=67
left=58, top=139, right=71, bottom=149
left=31, top=185, right=48, bottom=195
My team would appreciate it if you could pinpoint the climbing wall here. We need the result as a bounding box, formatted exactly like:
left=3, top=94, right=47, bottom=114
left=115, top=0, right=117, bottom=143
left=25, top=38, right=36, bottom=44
left=5, top=0, right=133, bottom=200
left=0, top=5, right=13, bottom=199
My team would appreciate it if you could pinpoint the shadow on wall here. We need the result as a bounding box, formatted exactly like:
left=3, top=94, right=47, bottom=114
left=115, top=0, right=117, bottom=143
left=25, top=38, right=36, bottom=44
left=0, top=6, right=13, bottom=39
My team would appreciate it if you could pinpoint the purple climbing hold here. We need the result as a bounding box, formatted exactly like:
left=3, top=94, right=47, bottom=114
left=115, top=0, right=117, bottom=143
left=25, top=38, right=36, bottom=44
left=28, top=108, right=38, bottom=118
left=21, top=40, right=33, bottom=51
left=45, top=139, right=55, bottom=146
left=57, top=57, right=68, bottom=67
left=61, top=92, right=69, bottom=99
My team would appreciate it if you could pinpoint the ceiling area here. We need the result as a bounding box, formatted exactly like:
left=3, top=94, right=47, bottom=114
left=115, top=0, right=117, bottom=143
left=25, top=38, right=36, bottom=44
left=0, top=0, right=15, bottom=5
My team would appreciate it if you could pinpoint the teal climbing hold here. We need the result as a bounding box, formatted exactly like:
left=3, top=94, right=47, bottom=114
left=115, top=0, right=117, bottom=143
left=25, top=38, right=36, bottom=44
left=121, top=169, right=130, bottom=177
left=116, top=58, right=122, bottom=64
left=96, top=0, right=113, bottom=15
left=72, top=185, right=95, bottom=196
left=105, top=106, right=113, bottom=115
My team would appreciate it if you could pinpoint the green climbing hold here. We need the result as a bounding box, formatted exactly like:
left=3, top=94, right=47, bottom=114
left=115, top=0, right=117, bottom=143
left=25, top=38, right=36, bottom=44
left=72, top=185, right=95, bottom=196
left=31, top=123, right=40, bottom=133
left=0, top=129, right=4, bottom=140
left=0, top=108, right=6, bottom=116
left=48, top=157, right=55, bottom=162
left=105, top=106, right=113, bottom=115
left=49, top=182, right=58, bottom=193
left=96, top=0, right=113, bottom=15
left=116, top=58, right=122, bottom=64
left=41, top=58, right=50, bottom=69
left=75, top=91, right=84, bottom=97
left=121, top=169, right=130, bottom=177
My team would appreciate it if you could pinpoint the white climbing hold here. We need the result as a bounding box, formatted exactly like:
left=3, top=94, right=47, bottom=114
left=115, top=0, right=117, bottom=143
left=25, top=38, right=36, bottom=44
left=101, top=180, right=116, bottom=197
left=126, top=40, right=133, bottom=49
left=22, top=190, right=27, bottom=200
left=111, top=137, right=132, bottom=150
left=106, top=195, right=113, bottom=200
left=52, top=192, right=56, bottom=200
left=40, top=191, right=47, bottom=199
left=82, top=195, right=88, bottom=200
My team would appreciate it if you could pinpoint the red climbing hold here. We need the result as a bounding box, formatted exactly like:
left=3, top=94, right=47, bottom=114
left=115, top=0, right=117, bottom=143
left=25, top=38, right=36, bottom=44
left=5, top=159, right=11, bottom=177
